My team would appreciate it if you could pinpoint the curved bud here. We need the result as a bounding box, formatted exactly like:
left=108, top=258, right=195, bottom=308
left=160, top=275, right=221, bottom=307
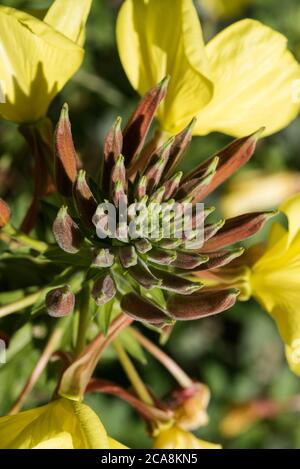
left=74, top=170, right=98, bottom=230
left=55, top=103, right=78, bottom=196
left=121, top=292, right=172, bottom=325
left=53, top=206, right=84, bottom=254
left=46, top=285, right=75, bottom=317
left=92, top=274, right=116, bottom=306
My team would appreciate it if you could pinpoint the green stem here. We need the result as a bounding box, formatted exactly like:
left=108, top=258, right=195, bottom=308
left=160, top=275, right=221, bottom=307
left=74, top=283, right=91, bottom=358
left=2, top=223, right=48, bottom=253
left=113, top=339, right=154, bottom=406
left=131, top=329, right=193, bottom=389
left=9, top=316, right=70, bottom=414
left=0, top=291, right=41, bottom=318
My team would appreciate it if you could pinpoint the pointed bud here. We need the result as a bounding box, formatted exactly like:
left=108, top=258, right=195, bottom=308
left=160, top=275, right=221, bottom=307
left=158, top=238, right=182, bottom=249
left=0, top=199, right=11, bottom=228
left=74, top=170, right=98, bottom=230
left=53, top=206, right=83, bottom=254
left=171, top=252, right=208, bottom=270
left=144, top=137, right=174, bottom=193
left=102, top=116, right=123, bottom=193
left=121, top=292, right=172, bottom=325
left=164, top=118, right=196, bottom=179
left=46, top=285, right=75, bottom=317
left=198, top=248, right=245, bottom=271
left=55, top=103, right=78, bottom=197
left=167, top=289, right=239, bottom=320
left=92, top=248, right=114, bottom=268
left=147, top=248, right=177, bottom=265
left=203, top=211, right=276, bottom=252
left=92, top=274, right=116, bottom=306
left=110, top=154, right=127, bottom=191
left=135, top=175, right=148, bottom=200
left=112, top=180, right=127, bottom=208
left=122, top=77, right=169, bottom=165
left=204, top=219, right=225, bottom=242
left=186, top=130, right=263, bottom=202
left=149, top=186, right=165, bottom=204
left=119, top=245, right=138, bottom=268
left=176, top=158, right=218, bottom=201
left=134, top=238, right=152, bottom=253
left=162, top=171, right=183, bottom=200
left=128, top=260, right=161, bottom=289
left=151, top=268, right=202, bottom=295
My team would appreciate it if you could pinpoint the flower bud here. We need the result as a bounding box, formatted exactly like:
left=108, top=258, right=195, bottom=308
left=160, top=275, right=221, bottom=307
left=53, top=206, right=83, bottom=254
left=92, top=274, right=116, bottom=306
left=46, top=285, right=75, bottom=317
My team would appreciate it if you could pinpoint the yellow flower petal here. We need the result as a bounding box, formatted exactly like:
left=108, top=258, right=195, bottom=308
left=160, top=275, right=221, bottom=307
left=0, top=6, right=83, bottom=123
left=116, top=0, right=213, bottom=133
left=108, top=437, right=128, bottom=449
left=194, top=19, right=300, bottom=137
left=249, top=194, right=300, bottom=376
left=44, top=0, right=92, bottom=46
left=280, top=193, right=300, bottom=245
left=153, top=425, right=221, bottom=449
left=0, top=398, right=110, bottom=449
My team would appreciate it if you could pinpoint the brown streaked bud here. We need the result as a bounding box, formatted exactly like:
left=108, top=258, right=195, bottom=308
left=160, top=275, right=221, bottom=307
left=121, top=292, right=172, bottom=325
left=135, top=175, right=148, bottom=200
left=176, top=157, right=218, bottom=201
left=144, top=137, right=174, bottom=193
left=119, top=245, right=138, bottom=268
left=0, top=199, right=11, bottom=228
left=204, top=219, right=225, bottom=242
left=53, top=206, right=83, bottom=254
left=128, top=260, right=161, bottom=289
left=167, top=289, right=239, bottom=320
left=110, top=155, right=127, bottom=191
left=171, top=252, right=209, bottom=270
left=185, top=129, right=263, bottom=202
left=55, top=103, right=78, bottom=197
left=162, top=171, right=183, bottom=200
left=92, top=248, right=114, bottom=268
left=102, top=116, right=123, bottom=193
left=92, top=274, right=116, bottom=306
left=151, top=268, right=202, bottom=295
left=122, top=77, right=169, bottom=165
left=203, top=210, right=276, bottom=252
left=46, top=285, right=75, bottom=317
left=134, top=238, right=152, bottom=253
left=149, top=186, right=165, bottom=204
left=74, top=170, right=98, bottom=230
left=197, top=248, right=245, bottom=271
left=164, top=118, right=196, bottom=179
left=147, top=248, right=177, bottom=265
left=112, top=180, right=127, bottom=208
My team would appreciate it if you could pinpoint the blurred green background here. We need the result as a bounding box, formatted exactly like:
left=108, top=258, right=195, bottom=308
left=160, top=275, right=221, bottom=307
left=1, top=0, right=300, bottom=449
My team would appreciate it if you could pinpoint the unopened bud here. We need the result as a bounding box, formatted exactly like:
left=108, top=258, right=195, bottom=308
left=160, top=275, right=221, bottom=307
left=53, top=206, right=84, bottom=254
left=92, top=274, right=116, bottom=306
left=92, top=248, right=114, bottom=268
left=46, top=285, right=75, bottom=317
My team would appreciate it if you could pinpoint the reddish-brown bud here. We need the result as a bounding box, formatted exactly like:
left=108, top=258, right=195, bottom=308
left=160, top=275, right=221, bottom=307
left=53, top=206, right=84, bottom=254
left=0, top=199, right=11, bottom=228
left=46, top=285, right=75, bottom=317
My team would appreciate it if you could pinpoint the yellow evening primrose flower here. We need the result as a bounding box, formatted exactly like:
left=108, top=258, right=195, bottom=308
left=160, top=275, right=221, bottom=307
left=0, top=398, right=126, bottom=449
left=117, top=0, right=300, bottom=136
left=247, top=194, right=300, bottom=376
left=0, top=0, right=92, bottom=124
left=153, top=425, right=221, bottom=449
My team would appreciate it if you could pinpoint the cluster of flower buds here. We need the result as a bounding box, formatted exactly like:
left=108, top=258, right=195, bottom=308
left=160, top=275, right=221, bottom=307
left=51, top=79, right=273, bottom=326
